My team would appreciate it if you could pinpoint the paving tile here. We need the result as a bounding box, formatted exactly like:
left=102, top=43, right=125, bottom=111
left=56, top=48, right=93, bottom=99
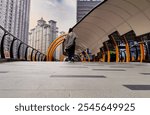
left=123, top=85, right=150, bottom=90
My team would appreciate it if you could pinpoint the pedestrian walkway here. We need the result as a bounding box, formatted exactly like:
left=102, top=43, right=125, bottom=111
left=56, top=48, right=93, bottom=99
left=0, top=62, right=150, bottom=98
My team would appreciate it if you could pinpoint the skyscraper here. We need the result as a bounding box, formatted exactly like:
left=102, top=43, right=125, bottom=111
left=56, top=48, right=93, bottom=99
left=77, top=0, right=101, bottom=22
left=0, top=0, right=30, bottom=42
left=0, top=0, right=30, bottom=58
left=28, top=18, right=58, bottom=55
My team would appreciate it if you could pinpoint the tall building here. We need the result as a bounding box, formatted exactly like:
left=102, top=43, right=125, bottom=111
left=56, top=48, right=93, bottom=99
left=28, top=18, right=58, bottom=55
left=0, top=0, right=30, bottom=42
left=77, top=0, right=101, bottom=22
left=0, top=0, right=30, bottom=58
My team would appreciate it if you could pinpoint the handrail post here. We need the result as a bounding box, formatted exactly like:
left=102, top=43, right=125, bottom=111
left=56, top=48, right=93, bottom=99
left=0, top=33, right=8, bottom=59
left=38, top=54, right=41, bottom=61
left=25, top=46, right=29, bottom=61
left=30, top=49, right=34, bottom=61
left=10, top=38, right=17, bottom=58
left=34, top=51, right=38, bottom=61
left=17, top=42, right=23, bottom=59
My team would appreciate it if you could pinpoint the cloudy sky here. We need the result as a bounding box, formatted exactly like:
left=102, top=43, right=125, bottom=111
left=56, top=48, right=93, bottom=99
left=30, top=0, right=76, bottom=32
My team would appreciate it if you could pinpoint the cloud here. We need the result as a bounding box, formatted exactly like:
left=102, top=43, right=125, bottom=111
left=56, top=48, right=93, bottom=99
left=56, top=0, right=63, bottom=3
left=64, top=0, right=76, bottom=8
left=46, top=1, right=56, bottom=7
left=45, top=0, right=64, bottom=7
left=46, top=0, right=75, bottom=9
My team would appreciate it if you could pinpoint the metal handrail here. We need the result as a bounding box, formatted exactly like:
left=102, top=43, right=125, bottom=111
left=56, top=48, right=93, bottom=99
left=0, top=25, right=46, bottom=61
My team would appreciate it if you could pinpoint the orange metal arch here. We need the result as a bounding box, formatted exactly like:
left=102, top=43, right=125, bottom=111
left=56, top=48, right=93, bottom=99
left=107, top=50, right=110, bottom=62
left=139, top=42, right=144, bottom=63
left=47, top=34, right=67, bottom=61
left=101, top=52, right=105, bottom=62
left=49, top=39, right=64, bottom=61
left=99, top=51, right=105, bottom=62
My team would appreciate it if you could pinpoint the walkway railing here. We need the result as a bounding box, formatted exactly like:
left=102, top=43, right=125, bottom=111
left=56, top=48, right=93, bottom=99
left=0, top=25, right=46, bottom=61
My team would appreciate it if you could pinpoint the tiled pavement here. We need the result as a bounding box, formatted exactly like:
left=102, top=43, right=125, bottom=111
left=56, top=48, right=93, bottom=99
left=0, top=62, right=150, bottom=98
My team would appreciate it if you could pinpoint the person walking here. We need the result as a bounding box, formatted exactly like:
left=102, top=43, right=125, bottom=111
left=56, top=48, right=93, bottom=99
left=65, top=28, right=77, bottom=62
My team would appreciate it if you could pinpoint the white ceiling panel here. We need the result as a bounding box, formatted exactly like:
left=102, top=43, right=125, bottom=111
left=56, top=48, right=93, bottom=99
left=73, top=0, right=150, bottom=54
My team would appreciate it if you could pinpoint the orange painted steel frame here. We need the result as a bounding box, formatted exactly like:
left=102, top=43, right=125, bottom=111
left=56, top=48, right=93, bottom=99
left=101, top=51, right=105, bottom=62
left=99, top=48, right=105, bottom=62
left=111, top=35, right=119, bottom=62
left=139, top=42, right=145, bottom=62
left=47, top=34, right=67, bottom=61
left=123, top=36, right=130, bottom=62
left=48, top=39, right=64, bottom=61
left=107, top=50, right=110, bottom=62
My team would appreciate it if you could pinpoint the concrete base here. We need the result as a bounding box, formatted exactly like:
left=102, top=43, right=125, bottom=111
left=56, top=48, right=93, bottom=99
left=0, top=62, right=150, bottom=98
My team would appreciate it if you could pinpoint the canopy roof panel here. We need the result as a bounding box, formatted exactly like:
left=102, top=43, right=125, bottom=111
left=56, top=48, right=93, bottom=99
left=73, top=0, right=150, bottom=54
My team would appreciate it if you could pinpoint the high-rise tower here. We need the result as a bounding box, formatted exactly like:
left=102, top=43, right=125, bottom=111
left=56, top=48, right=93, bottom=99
left=0, top=0, right=30, bottom=42
left=0, top=0, right=30, bottom=58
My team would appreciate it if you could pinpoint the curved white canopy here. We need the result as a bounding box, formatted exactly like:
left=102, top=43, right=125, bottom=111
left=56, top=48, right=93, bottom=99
left=73, top=0, right=150, bottom=54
